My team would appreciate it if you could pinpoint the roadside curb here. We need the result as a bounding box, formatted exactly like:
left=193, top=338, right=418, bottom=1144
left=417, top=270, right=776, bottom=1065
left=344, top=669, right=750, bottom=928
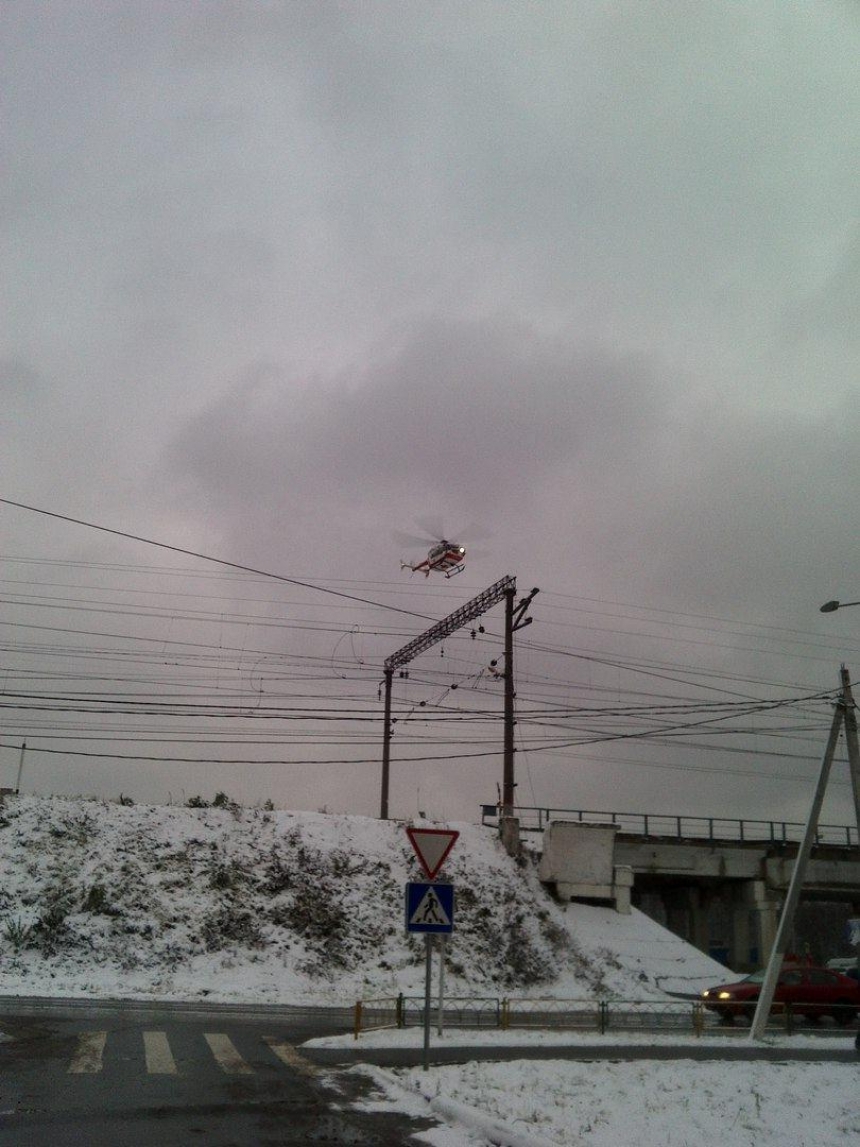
left=354, top=1064, right=564, bottom=1147
left=424, top=1091, right=564, bottom=1147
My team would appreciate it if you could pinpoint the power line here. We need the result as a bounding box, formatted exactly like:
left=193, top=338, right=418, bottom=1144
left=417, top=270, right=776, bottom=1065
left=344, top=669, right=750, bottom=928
left=0, top=497, right=435, bottom=623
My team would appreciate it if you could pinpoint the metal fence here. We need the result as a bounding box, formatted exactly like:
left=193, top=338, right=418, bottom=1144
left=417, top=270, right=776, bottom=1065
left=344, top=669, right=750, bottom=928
left=352, top=996, right=402, bottom=1040
left=401, top=995, right=501, bottom=1029
left=353, top=994, right=859, bottom=1038
left=502, top=997, right=706, bottom=1035
left=481, top=805, right=859, bottom=848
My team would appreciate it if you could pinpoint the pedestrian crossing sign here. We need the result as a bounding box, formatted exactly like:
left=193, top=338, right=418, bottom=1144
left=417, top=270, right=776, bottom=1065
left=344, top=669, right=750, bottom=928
left=405, top=881, right=455, bottom=934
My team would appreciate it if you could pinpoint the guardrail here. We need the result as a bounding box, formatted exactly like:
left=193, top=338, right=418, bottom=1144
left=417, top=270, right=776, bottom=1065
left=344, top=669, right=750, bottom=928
left=481, top=805, right=859, bottom=848
left=353, top=994, right=859, bottom=1038
left=502, top=998, right=706, bottom=1035
left=353, top=995, right=402, bottom=1040
left=401, top=995, right=501, bottom=1028
left=707, top=1000, right=859, bottom=1033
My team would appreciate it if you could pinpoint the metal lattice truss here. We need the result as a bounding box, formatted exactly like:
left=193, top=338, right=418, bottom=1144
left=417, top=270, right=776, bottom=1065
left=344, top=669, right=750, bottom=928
left=384, top=575, right=515, bottom=671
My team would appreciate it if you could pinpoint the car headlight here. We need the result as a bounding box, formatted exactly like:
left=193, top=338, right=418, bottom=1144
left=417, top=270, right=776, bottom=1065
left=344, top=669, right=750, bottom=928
left=717, top=991, right=733, bottom=1000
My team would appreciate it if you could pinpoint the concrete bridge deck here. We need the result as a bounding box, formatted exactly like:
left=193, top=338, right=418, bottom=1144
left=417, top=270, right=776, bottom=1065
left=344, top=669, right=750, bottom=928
left=482, top=805, right=860, bottom=971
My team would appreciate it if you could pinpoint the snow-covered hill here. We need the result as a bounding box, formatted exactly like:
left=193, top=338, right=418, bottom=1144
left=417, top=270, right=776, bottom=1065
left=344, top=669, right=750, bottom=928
left=0, top=795, right=728, bottom=1004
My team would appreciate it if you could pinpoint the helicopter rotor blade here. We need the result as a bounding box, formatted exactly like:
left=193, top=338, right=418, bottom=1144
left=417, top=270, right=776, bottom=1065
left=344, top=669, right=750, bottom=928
left=453, top=524, right=492, bottom=544
left=393, top=529, right=437, bottom=548
left=414, top=514, right=447, bottom=540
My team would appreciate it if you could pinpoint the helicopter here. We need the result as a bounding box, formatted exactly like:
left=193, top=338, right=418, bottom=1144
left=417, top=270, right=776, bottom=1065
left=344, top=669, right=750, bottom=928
left=400, top=538, right=467, bottom=578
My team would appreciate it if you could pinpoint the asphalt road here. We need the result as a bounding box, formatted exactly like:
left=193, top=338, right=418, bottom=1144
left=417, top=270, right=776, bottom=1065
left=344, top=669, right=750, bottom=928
left=1, top=997, right=856, bottom=1146
left=0, top=997, right=436, bottom=1147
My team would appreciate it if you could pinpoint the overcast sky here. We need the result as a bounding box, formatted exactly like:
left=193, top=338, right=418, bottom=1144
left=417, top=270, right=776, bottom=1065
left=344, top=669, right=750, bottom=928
left=2, top=2, right=860, bottom=829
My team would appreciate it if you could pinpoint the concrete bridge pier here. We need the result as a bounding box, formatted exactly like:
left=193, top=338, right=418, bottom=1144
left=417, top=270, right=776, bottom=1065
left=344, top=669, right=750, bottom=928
left=659, top=886, right=710, bottom=956
left=730, top=880, right=780, bottom=970
left=537, top=818, right=858, bottom=970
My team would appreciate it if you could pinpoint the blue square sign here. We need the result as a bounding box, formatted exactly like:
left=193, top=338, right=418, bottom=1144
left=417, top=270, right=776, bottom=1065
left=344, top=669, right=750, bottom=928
left=405, top=882, right=454, bottom=934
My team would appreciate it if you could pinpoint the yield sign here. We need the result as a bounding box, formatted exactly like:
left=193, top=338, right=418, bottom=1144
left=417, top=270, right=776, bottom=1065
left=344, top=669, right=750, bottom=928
left=406, top=827, right=459, bottom=880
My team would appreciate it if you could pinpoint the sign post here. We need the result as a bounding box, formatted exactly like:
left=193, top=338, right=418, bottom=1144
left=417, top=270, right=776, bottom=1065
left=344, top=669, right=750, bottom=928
left=404, top=827, right=458, bottom=1069
left=437, top=935, right=446, bottom=1036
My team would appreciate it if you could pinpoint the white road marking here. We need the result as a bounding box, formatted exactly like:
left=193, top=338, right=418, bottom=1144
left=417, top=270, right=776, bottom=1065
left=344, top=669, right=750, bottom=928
left=143, top=1030, right=178, bottom=1075
left=263, top=1036, right=320, bottom=1078
left=68, top=1031, right=107, bottom=1074
left=204, top=1032, right=253, bottom=1075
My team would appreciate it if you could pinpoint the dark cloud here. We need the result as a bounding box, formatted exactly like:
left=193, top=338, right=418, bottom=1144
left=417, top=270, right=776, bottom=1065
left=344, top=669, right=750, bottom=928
left=1, top=358, right=44, bottom=399
left=165, top=316, right=669, bottom=527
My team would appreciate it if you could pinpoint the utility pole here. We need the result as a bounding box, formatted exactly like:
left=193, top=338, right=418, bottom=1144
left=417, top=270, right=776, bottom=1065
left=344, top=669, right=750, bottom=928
left=749, top=667, right=850, bottom=1040
left=380, top=669, right=394, bottom=820
left=839, top=666, right=860, bottom=836
left=15, top=742, right=26, bottom=794
left=501, top=585, right=539, bottom=816
left=502, top=587, right=515, bottom=816
left=379, top=576, right=517, bottom=819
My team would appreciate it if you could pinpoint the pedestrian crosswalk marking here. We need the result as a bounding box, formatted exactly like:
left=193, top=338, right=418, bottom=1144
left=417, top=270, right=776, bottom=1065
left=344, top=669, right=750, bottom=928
left=204, top=1032, right=253, bottom=1075
left=63, top=1030, right=309, bottom=1077
left=68, top=1031, right=107, bottom=1074
left=263, top=1036, right=320, bottom=1078
left=143, top=1030, right=178, bottom=1075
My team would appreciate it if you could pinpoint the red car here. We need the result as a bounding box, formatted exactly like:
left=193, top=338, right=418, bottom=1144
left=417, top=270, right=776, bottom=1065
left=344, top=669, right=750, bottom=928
left=702, top=964, right=860, bottom=1025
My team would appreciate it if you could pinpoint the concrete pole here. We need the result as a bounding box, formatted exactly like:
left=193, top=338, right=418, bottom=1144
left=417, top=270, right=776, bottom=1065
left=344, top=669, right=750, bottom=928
left=502, top=586, right=516, bottom=817
left=15, top=742, right=26, bottom=793
left=380, top=668, right=393, bottom=819
left=749, top=696, right=844, bottom=1040
left=838, top=666, right=860, bottom=840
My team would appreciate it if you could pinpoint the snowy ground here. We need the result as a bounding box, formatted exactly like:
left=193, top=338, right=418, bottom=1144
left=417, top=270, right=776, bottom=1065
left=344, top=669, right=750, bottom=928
left=351, top=1056, right=860, bottom=1147
left=314, top=1027, right=857, bottom=1142
left=309, top=1028, right=860, bottom=1146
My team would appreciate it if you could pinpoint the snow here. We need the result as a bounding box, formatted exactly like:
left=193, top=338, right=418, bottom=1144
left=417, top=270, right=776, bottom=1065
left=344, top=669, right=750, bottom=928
left=353, top=1058, right=860, bottom=1147
left=0, top=794, right=728, bottom=1004
left=319, top=1030, right=859, bottom=1146
left=2, top=794, right=856, bottom=1146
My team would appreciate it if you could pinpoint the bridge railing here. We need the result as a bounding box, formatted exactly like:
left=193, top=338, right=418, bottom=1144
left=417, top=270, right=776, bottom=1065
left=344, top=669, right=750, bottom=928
left=481, top=805, right=858, bottom=848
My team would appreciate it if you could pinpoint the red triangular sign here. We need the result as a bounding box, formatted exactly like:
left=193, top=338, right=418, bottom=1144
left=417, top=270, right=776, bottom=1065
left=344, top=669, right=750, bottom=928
left=406, top=827, right=459, bottom=880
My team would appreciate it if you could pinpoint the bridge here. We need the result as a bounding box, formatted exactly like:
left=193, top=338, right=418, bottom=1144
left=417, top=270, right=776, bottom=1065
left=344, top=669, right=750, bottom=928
left=482, top=805, right=860, bottom=971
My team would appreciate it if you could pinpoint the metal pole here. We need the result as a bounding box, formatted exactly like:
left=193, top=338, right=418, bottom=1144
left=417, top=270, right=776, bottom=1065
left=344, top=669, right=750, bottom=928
left=422, top=933, right=432, bottom=1070
left=749, top=695, right=844, bottom=1040
left=437, top=935, right=446, bottom=1036
left=839, top=666, right=860, bottom=839
left=502, top=587, right=515, bottom=816
left=380, top=669, right=393, bottom=820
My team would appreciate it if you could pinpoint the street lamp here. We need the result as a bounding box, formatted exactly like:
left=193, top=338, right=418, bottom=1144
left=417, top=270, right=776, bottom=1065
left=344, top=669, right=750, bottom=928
left=820, top=600, right=860, bottom=613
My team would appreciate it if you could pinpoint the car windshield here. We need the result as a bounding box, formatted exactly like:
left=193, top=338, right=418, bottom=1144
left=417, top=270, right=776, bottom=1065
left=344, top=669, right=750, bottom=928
left=742, top=970, right=767, bottom=984
left=741, top=966, right=806, bottom=985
